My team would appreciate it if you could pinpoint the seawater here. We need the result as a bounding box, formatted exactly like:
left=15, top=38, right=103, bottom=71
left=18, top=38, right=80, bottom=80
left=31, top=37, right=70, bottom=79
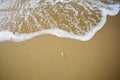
left=0, top=0, right=120, bottom=42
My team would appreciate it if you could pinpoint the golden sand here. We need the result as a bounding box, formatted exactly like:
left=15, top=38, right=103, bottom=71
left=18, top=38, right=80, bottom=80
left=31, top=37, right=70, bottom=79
left=0, top=13, right=120, bottom=80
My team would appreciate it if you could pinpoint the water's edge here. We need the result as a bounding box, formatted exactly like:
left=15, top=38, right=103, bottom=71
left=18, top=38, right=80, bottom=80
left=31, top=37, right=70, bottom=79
left=0, top=0, right=120, bottom=42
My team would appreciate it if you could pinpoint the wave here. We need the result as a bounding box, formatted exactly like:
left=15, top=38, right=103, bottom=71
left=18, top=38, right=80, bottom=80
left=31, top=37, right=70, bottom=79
left=0, top=0, right=120, bottom=42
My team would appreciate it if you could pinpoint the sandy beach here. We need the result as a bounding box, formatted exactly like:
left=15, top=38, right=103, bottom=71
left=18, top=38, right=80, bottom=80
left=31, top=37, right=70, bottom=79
left=0, top=13, right=120, bottom=80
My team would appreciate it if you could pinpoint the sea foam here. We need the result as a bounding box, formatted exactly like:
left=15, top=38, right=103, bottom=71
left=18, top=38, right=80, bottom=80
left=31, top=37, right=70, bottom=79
left=0, top=0, right=120, bottom=42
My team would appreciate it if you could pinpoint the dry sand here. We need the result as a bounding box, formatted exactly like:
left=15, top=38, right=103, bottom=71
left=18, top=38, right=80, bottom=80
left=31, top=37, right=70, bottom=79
left=0, top=14, right=120, bottom=80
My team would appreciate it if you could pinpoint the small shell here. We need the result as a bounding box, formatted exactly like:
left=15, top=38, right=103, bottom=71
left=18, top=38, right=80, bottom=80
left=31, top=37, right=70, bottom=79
left=61, top=52, right=65, bottom=58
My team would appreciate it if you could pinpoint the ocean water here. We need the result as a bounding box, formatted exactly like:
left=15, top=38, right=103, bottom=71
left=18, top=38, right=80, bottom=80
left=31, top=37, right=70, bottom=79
left=0, top=0, right=119, bottom=42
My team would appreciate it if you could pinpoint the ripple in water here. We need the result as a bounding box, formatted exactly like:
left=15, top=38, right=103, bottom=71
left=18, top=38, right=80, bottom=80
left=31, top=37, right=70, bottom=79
left=0, top=0, right=120, bottom=42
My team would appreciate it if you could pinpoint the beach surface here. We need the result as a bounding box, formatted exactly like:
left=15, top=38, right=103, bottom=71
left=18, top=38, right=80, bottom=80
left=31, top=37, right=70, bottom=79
left=0, top=14, right=120, bottom=80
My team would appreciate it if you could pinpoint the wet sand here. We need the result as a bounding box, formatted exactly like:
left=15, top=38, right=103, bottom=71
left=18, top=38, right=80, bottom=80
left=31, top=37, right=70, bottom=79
left=0, top=14, right=120, bottom=80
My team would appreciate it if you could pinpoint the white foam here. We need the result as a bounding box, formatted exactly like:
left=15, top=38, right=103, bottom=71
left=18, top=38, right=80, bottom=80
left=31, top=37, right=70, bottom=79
left=0, top=28, right=97, bottom=42
left=0, top=0, right=120, bottom=42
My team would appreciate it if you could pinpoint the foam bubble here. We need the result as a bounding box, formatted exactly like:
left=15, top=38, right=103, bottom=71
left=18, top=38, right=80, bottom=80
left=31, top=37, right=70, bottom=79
left=0, top=0, right=120, bottom=42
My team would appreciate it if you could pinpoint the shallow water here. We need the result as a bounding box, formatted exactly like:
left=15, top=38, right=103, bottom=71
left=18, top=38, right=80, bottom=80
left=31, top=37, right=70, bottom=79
left=0, top=0, right=120, bottom=42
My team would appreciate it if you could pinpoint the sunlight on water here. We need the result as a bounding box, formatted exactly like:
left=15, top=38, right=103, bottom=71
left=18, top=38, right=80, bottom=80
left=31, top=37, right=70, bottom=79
left=0, top=0, right=120, bottom=42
